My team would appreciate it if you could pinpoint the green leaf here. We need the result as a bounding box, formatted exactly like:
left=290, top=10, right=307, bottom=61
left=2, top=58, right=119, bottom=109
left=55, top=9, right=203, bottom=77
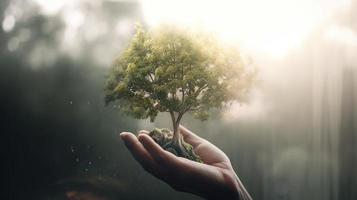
left=104, top=24, right=256, bottom=124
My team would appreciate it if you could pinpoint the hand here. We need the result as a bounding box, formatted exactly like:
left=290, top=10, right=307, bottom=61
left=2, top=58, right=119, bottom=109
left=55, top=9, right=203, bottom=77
left=119, top=125, right=252, bottom=200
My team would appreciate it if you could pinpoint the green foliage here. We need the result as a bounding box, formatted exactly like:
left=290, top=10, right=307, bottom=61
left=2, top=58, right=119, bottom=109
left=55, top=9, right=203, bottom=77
left=105, top=24, right=255, bottom=124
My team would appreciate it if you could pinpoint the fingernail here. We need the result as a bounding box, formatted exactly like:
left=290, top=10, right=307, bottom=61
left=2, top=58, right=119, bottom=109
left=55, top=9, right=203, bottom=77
left=119, top=132, right=129, bottom=139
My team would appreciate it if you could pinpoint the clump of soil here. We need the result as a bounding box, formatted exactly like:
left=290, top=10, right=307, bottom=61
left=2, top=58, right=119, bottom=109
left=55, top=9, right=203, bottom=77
left=147, top=128, right=202, bottom=162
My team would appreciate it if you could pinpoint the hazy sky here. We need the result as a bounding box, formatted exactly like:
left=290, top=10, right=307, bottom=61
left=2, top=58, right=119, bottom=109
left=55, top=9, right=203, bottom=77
left=22, top=0, right=354, bottom=58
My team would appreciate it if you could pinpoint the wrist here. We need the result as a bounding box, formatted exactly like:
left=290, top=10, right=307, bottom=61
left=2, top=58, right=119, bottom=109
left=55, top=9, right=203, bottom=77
left=223, top=170, right=242, bottom=200
left=201, top=169, right=241, bottom=200
left=232, top=171, right=253, bottom=200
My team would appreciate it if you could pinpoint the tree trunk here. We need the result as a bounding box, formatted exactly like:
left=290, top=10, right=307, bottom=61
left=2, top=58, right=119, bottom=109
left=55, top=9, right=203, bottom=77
left=167, top=112, right=201, bottom=162
left=172, top=121, right=182, bottom=147
left=169, top=112, right=179, bottom=145
left=170, top=112, right=184, bottom=148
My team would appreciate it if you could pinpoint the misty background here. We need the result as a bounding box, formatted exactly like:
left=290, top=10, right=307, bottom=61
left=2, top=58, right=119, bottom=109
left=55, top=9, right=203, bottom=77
left=3, top=0, right=356, bottom=200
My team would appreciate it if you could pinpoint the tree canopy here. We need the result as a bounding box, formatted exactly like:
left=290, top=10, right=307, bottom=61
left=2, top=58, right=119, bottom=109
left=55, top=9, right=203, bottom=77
left=105, top=25, right=255, bottom=132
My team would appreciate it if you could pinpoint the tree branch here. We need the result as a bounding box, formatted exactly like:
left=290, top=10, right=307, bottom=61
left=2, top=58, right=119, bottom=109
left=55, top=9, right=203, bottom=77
left=148, top=73, right=154, bottom=82
left=181, top=88, right=185, bottom=103
left=170, top=111, right=176, bottom=129
left=194, top=84, right=208, bottom=98
left=176, top=112, right=184, bottom=125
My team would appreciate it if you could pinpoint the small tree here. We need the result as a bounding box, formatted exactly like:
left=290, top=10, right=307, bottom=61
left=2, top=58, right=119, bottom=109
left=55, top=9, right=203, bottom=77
left=105, top=25, right=255, bottom=160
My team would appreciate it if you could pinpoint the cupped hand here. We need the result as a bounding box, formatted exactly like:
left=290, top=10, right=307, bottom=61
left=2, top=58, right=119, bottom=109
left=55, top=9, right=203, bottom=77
left=119, top=125, right=252, bottom=200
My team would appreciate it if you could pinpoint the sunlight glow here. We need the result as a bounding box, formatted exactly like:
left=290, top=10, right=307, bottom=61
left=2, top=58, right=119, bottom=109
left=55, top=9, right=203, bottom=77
left=2, top=15, right=16, bottom=32
left=116, top=18, right=135, bottom=36
left=140, top=0, right=350, bottom=58
left=33, top=0, right=83, bottom=14
left=223, top=90, right=267, bottom=122
left=325, top=25, right=357, bottom=47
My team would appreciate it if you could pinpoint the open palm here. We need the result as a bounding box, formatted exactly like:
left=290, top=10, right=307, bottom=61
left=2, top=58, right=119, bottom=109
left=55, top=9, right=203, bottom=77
left=120, top=125, right=252, bottom=200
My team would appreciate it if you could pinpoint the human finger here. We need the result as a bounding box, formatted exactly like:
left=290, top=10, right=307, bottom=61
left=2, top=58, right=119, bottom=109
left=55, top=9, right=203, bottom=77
left=119, top=132, right=157, bottom=173
left=179, top=125, right=205, bottom=147
left=137, top=133, right=181, bottom=168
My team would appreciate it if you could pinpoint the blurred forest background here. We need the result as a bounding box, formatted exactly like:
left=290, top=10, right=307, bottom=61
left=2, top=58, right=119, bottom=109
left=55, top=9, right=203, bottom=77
left=2, top=0, right=356, bottom=200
